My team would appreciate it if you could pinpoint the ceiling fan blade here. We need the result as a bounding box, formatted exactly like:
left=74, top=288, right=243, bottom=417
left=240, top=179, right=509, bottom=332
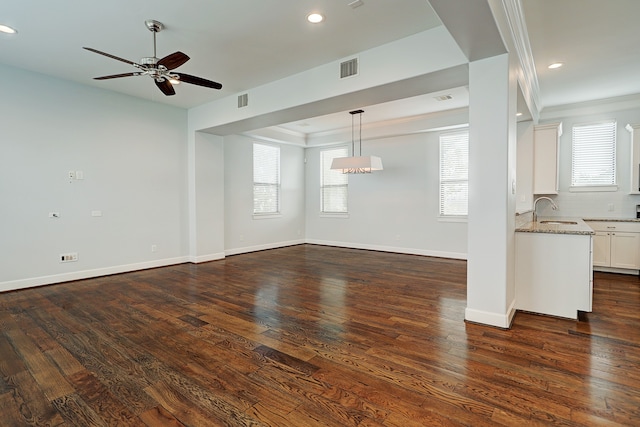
left=174, top=73, right=222, bottom=90
left=158, top=51, right=190, bottom=70
left=83, top=47, right=139, bottom=66
left=155, top=78, right=176, bottom=96
left=94, top=72, right=141, bottom=80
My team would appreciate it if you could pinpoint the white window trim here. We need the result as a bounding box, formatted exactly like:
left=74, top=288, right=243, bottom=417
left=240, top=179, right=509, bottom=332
left=439, top=131, right=469, bottom=217
left=570, top=120, right=617, bottom=190
left=438, top=215, right=468, bottom=223
left=253, top=142, right=281, bottom=215
left=569, top=185, right=618, bottom=193
left=319, top=213, right=350, bottom=219
left=252, top=213, right=283, bottom=220
left=320, top=146, right=349, bottom=214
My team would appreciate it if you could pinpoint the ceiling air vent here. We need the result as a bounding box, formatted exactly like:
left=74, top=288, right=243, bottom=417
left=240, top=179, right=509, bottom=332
left=238, top=93, right=248, bottom=108
left=340, top=58, right=358, bottom=79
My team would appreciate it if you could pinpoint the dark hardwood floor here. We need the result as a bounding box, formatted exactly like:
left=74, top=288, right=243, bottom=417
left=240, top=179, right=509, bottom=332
left=1, top=244, right=639, bottom=426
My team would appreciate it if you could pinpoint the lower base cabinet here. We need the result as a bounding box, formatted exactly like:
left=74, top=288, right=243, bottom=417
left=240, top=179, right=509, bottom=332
left=586, top=221, right=640, bottom=273
left=515, top=232, right=593, bottom=319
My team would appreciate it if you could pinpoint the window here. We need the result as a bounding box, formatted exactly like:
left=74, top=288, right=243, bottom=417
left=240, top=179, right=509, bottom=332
left=253, top=143, right=280, bottom=215
left=571, top=121, right=616, bottom=188
left=321, top=147, right=348, bottom=213
left=439, top=132, right=469, bottom=216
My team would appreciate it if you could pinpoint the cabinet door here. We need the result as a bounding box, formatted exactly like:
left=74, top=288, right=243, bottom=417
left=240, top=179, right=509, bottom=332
left=610, top=232, right=640, bottom=269
left=592, top=231, right=611, bottom=267
left=533, top=123, right=561, bottom=195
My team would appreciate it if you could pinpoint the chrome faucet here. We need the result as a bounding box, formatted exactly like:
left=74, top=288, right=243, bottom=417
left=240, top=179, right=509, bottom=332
left=533, top=196, right=558, bottom=222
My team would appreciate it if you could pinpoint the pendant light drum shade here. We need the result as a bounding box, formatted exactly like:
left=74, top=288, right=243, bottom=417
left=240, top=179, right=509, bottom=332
left=330, top=155, right=383, bottom=174
left=330, top=109, right=383, bottom=174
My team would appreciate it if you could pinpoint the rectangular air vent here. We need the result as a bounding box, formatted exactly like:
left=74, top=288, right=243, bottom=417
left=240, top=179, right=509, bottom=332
left=340, top=58, right=358, bottom=79
left=238, top=93, right=248, bottom=108
left=434, top=94, right=453, bottom=101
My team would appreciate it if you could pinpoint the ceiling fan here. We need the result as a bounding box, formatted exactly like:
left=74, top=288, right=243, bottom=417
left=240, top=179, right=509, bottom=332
left=83, top=20, right=222, bottom=96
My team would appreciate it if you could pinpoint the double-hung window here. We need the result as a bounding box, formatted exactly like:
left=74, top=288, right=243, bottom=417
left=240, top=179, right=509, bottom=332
left=320, top=147, right=348, bottom=213
left=439, top=132, right=469, bottom=217
left=253, top=143, right=280, bottom=215
left=571, top=121, right=617, bottom=190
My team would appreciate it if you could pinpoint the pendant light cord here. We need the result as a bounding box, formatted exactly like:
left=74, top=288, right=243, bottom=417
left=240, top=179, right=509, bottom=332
left=358, top=112, right=362, bottom=156
left=349, top=109, right=365, bottom=157
left=351, top=113, right=355, bottom=157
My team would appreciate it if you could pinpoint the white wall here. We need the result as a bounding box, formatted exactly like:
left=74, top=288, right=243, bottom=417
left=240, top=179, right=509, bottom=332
left=536, top=104, right=640, bottom=219
left=0, top=64, right=188, bottom=290
left=516, top=121, right=534, bottom=213
left=224, top=135, right=306, bottom=254
left=191, top=132, right=225, bottom=262
left=304, top=129, right=467, bottom=259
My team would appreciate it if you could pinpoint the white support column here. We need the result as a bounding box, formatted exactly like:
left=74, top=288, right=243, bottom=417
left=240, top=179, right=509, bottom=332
left=465, top=53, right=518, bottom=328
left=187, top=131, right=226, bottom=263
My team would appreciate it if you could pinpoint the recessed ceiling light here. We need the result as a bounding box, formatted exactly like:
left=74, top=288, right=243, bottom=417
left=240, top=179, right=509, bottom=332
left=0, top=24, right=17, bottom=34
left=548, top=62, right=563, bottom=69
left=307, top=13, right=324, bottom=24
left=434, top=94, right=453, bottom=101
left=516, top=112, right=523, bottom=117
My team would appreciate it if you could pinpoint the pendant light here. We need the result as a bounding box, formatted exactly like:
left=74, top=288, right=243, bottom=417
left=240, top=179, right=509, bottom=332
left=330, top=109, right=383, bottom=174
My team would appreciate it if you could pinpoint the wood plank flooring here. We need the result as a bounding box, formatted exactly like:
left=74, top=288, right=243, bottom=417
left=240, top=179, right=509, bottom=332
left=1, top=244, right=639, bottom=426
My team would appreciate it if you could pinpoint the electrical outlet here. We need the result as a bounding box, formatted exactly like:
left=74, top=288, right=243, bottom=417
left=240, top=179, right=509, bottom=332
left=608, top=203, right=614, bottom=212
left=59, top=252, right=78, bottom=263
left=151, top=245, right=157, bottom=252
left=68, top=171, right=75, bottom=180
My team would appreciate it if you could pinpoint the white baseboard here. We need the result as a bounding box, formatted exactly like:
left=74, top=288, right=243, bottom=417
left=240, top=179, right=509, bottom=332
left=225, top=239, right=305, bottom=256
left=0, top=256, right=190, bottom=293
left=593, top=266, right=639, bottom=275
left=304, top=239, right=467, bottom=260
left=465, top=298, right=516, bottom=329
left=1, top=241, right=466, bottom=293
left=189, top=252, right=226, bottom=264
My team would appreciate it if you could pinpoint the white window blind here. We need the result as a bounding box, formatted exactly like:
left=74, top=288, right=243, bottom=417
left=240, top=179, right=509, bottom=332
left=253, top=143, right=280, bottom=214
left=321, top=147, right=348, bottom=213
left=571, top=121, right=616, bottom=187
left=439, top=132, right=469, bottom=216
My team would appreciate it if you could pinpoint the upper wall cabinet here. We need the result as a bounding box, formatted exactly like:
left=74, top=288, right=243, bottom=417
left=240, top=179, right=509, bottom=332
left=533, top=122, right=562, bottom=195
left=626, top=124, right=640, bottom=194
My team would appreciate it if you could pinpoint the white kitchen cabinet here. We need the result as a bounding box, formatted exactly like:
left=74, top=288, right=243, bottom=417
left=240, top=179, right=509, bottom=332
left=625, top=124, right=640, bottom=195
left=515, top=231, right=593, bottom=319
left=586, top=221, right=640, bottom=273
left=533, top=122, right=562, bottom=195
left=610, top=232, right=640, bottom=269
left=592, top=231, right=611, bottom=266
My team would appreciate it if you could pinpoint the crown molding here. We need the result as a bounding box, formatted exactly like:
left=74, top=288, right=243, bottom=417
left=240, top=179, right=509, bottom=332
left=499, top=0, right=542, bottom=122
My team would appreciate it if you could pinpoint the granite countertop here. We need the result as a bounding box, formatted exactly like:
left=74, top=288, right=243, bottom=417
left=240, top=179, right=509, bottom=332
left=515, top=217, right=595, bottom=235
left=583, top=217, right=640, bottom=222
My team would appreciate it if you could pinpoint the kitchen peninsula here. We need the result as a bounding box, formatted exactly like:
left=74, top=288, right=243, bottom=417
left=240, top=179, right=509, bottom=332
left=515, top=218, right=594, bottom=319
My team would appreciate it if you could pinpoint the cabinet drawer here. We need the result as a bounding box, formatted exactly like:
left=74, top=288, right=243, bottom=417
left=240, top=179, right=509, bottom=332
left=585, top=221, right=640, bottom=233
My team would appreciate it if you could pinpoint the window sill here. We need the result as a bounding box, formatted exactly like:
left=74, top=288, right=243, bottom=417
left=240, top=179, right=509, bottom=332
left=569, top=185, right=618, bottom=193
left=438, top=216, right=468, bottom=223
left=253, top=213, right=282, bottom=220
left=320, top=213, right=349, bottom=219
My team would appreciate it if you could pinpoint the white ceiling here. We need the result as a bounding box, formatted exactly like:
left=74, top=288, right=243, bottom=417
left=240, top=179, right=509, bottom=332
left=522, top=0, right=640, bottom=109
left=2, top=0, right=640, bottom=135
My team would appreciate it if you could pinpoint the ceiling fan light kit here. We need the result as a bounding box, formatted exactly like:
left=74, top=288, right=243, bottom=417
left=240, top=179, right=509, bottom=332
left=83, top=19, right=222, bottom=96
left=331, top=109, right=383, bottom=174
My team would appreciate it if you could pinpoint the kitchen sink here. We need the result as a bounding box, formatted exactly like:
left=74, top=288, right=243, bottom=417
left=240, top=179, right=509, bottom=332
left=539, top=220, right=578, bottom=225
